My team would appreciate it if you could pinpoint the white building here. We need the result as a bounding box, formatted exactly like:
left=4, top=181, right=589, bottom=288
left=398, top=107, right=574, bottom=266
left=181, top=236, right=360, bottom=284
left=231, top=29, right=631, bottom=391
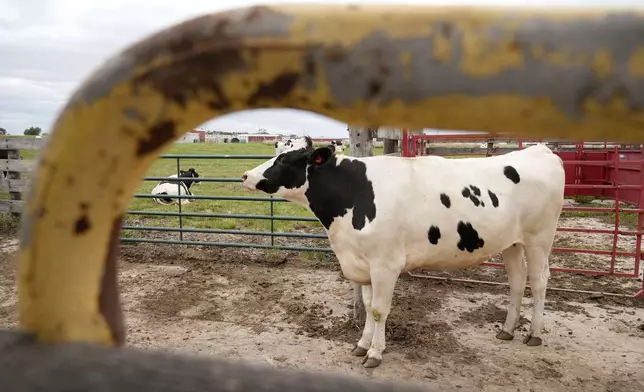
left=176, top=133, right=200, bottom=143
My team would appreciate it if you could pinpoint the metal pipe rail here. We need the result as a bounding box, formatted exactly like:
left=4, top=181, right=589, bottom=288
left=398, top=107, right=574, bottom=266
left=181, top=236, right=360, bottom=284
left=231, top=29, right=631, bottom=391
left=0, top=330, right=427, bottom=392
left=131, top=153, right=328, bottom=250
left=11, top=3, right=644, bottom=391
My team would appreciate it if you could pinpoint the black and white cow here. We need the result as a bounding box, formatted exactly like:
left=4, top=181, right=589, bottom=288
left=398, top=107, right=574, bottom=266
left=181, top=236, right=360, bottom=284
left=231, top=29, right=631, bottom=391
left=151, top=168, right=201, bottom=205
left=274, top=139, right=296, bottom=155
left=330, top=140, right=346, bottom=154
left=276, top=138, right=345, bottom=155
left=241, top=136, right=565, bottom=368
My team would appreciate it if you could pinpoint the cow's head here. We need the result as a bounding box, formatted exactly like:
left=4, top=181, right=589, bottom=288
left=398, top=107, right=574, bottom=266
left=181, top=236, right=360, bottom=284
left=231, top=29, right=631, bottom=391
left=242, top=136, right=336, bottom=202
left=179, top=167, right=200, bottom=188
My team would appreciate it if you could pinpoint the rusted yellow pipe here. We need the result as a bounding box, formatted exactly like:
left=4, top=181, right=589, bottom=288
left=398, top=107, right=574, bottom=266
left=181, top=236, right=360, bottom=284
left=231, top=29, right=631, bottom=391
left=16, top=4, right=644, bottom=345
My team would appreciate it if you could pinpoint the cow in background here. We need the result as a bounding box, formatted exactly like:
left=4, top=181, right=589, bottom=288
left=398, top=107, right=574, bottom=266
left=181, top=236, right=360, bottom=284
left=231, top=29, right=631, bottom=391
left=330, top=140, right=346, bottom=154
left=151, top=168, right=201, bottom=205
left=276, top=139, right=346, bottom=155
left=274, top=138, right=311, bottom=156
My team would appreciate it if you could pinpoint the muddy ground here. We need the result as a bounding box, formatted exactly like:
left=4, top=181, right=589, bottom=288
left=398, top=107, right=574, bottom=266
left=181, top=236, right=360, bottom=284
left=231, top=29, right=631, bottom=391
left=1, top=206, right=644, bottom=391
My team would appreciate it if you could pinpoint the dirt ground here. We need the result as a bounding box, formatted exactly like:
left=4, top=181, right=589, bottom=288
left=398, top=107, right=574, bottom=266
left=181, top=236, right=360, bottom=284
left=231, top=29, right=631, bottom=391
left=1, top=207, right=644, bottom=391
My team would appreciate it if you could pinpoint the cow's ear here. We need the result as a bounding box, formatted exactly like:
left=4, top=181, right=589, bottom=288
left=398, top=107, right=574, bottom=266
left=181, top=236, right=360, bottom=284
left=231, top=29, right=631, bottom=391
left=308, top=146, right=334, bottom=165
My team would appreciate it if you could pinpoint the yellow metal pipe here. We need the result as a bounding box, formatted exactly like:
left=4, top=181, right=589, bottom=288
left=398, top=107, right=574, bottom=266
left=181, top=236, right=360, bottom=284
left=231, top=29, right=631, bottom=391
left=16, top=4, right=644, bottom=345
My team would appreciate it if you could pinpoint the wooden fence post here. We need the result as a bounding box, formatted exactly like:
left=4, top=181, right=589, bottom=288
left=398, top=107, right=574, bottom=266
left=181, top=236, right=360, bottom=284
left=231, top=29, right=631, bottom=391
left=6, top=148, right=21, bottom=219
left=346, top=126, right=378, bottom=325
left=383, top=139, right=398, bottom=155
left=0, top=136, right=43, bottom=216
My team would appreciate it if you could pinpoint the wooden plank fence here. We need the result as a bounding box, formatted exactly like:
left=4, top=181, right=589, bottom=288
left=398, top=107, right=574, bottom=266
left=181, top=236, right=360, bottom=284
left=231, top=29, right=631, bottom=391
left=0, top=136, right=45, bottom=215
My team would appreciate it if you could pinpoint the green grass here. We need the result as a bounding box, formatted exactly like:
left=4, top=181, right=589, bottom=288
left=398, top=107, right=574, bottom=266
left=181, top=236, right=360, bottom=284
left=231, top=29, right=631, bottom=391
left=560, top=195, right=641, bottom=229
left=1, top=141, right=385, bottom=238
left=3, top=140, right=641, bottom=237
left=124, top=143, right=384, bottom=235
left=0, top=213, right=20, bottom=232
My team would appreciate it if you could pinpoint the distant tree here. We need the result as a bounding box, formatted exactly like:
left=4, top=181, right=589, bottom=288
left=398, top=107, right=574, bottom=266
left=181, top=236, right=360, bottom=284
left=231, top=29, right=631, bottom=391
left=0, top=127, right=6, bottom=135
left=24, top=126, right=42, bottom=136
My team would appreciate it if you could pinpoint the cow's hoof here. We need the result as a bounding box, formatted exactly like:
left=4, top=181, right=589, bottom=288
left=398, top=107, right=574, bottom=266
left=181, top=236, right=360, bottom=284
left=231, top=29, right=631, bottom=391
left=362, top=356, right=381, bottom=368
left=351, top=346, right=368, bottom=357
left=495, top=331, right=514, bottom=341
left=522, top=335, right=542, bottom=346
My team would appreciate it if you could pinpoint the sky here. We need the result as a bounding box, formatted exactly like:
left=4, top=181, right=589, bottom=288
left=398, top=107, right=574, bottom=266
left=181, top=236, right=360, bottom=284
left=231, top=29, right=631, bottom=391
left=1, top=0, right=641, bottom=138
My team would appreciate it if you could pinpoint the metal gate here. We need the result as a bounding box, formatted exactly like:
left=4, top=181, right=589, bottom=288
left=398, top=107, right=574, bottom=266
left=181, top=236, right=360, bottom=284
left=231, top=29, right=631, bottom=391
left=122, top=153, right=331, bottom=252
left=403, top=133, right=644, bottom=298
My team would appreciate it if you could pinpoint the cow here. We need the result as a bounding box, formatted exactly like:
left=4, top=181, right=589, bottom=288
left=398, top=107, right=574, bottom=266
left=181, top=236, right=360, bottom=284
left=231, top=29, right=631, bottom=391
left=274, top=139, right=299, bottom=155
left=330, top=140, right=346, bottom=154
left=274, top=138, right=310, bottom=156
left=274, top=140, right=288, bottom=155
left=240, top=136, right=565, bottom=368
left=276, top=138, right=345, bottom=155
left=151, top=168, right=201, bottom=205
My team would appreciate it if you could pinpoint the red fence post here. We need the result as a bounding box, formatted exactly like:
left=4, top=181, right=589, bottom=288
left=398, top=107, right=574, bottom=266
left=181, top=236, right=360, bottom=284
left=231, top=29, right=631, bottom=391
left=610, top=146, right=620, bottom=274
left=402, top=129, right=409, bottom=157
left=635, top=145, right=644, bottom=299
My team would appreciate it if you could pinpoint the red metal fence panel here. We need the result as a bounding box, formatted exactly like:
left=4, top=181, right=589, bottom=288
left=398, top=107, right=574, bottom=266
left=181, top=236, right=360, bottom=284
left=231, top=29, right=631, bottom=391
left=402, top=133, right=644, bottom=299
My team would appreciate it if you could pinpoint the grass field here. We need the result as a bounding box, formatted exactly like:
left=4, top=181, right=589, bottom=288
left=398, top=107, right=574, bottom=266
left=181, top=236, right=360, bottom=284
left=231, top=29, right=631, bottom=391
left=0, top=141, right=384, bottom=235
left=1, top=139, right=640, bottom=236
left=125, top=142, right=386, bottom=235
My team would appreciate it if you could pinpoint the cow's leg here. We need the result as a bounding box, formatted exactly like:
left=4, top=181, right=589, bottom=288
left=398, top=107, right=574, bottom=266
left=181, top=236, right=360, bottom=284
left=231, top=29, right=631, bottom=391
left=351, top=284, right=373, bottom=357
left=496, top=243, right=526, bottom=341
left=352, top=282, right=366, bottom=326
left=523, top=239, right=553, bottom=346
left=362, top=269, right=399, bottom=368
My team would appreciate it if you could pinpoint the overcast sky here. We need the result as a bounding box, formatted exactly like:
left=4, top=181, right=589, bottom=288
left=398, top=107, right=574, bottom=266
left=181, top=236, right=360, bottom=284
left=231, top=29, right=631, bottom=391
left=1, top=0, right=640, bottom=138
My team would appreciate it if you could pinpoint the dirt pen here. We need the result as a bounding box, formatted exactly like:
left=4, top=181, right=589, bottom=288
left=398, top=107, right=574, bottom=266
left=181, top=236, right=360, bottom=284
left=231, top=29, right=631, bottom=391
left=2, top=137, right=644, bottom=391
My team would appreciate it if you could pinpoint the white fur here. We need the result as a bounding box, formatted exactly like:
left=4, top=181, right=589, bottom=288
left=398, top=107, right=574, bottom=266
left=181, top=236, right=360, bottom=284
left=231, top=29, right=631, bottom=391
left=151, top=176, right=193, bottom=205
left=276, top=138, right=345, bottom=155
left=242, top=144, right=565, bottom=365
left=274, top=138, right=310, bottom=155
left=332, top=141, right=346, bottom=154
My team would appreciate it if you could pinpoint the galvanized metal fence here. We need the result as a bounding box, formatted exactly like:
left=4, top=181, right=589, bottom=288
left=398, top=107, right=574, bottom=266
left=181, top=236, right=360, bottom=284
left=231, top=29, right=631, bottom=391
left=121, top=154, right=333, bottom=252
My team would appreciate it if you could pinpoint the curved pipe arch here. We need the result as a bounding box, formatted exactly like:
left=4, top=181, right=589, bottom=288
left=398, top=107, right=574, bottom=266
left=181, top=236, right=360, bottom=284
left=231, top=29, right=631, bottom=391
left=16, top=4, right=644, bottom=345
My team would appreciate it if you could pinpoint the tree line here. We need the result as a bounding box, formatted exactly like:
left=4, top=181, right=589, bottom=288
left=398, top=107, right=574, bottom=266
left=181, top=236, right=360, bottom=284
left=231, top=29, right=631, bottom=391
left=0, top=127, right=44, bottom=136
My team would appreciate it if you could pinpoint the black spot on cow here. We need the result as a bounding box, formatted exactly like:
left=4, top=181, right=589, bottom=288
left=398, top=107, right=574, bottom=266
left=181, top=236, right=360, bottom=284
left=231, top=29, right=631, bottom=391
left=481, top=202, right=485, bottom=207
left=457, top=221, right=485, bottom=253
left=504, top=166, right=521, bottom=184
left=462, top=186, right=482, bottom=207
left=306, top=148, right=377, bottom=231
left=427, top=225, right=441, bottom=245
left=440, top=193, right=451, bottom=208
left=156, top=192, right=173, bottom=204
left=488, top=190, right=499, bottom=207
left=74, top=215, right=91, bottom=234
